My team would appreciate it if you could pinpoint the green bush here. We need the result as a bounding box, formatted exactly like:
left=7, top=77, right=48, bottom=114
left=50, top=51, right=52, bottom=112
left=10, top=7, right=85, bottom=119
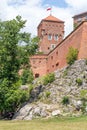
left=21, top=69, right=34, bottom=85
left=76, top=78, right=83, bottom=86
left=66, top=47, right=78, bottom=65
left=80, top=90, right=87, bottom=99
left=0, top=80, right=29, bottom=118
left=45, top=91, right=51, bottom=98
left=43, top=73, right=55, bottom=85
left=63, top=70, right=68, bottom=77
left=62, top=96, right=69, bottom=105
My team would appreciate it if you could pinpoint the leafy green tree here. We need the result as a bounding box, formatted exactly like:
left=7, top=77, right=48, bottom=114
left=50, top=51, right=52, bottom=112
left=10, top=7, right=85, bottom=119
left=18, top=34, right=39, bottom=68
left=0, top=16, right=38, bottom=118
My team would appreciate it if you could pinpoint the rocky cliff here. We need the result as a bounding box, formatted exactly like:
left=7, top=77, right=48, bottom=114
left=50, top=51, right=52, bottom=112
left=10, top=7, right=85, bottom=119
left=13, top=59, right=87, bottom=120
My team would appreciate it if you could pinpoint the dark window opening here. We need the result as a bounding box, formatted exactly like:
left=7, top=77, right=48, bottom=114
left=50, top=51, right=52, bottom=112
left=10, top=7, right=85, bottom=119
left=54, top=34, right=58, bottom=41
left=47, top=69, right=49, bottom=73
left=51, top=56, right=53, bottom=59
left=48, top=47, right=50, bottom=50
left=52, top=65, right=54, bottom=68
left=35, top=73, right=39, bottom=78
left=48, top=34, right=52, bottom=40
left=56, top=62, right=59, bottom=67
left=34, top=66, right=37, bottom=69
left=56, top=51, right=58, bottom=55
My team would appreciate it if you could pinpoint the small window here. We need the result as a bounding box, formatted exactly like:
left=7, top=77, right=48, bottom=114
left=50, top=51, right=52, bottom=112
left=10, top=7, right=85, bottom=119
left=48, top=34, right=52, bottom=40
left=47, top=69, right=49, bottom=72
left=51, top=44, right=55, bottom=50
left=85, top=16, right=87, bottom=20
left=51, top=56, right=53, bottom=59
left=54, top=34, right=58, bottom=41
left=35, top=73, right=39, bottom=78
left=41, top=30, right=45, bottom=35
left=34, top=66, right=37, bottom=69
left=56, top=51, right=58, bottom=55
left=52, top=65, right=54, bottom=68
left=77, top=18, right=81, bottom=22
left=56, top=62, right=59, bottom=67
left=48, top=47, right=50, bottom=50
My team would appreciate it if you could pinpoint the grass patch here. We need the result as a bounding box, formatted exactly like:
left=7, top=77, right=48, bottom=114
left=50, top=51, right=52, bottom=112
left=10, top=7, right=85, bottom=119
left=0, top=116, right=87, bottom=130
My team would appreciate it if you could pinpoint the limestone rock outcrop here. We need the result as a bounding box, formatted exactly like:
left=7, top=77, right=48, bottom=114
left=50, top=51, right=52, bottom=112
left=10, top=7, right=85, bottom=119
left=13, top=59, right=87, bottom=120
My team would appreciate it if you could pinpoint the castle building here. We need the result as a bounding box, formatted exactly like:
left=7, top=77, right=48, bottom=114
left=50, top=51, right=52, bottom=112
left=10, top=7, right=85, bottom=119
left=37, top=15, right=64, bottom=54
left=30, top=12, right=87, bottom=78
left=73, top=12, right=87, bottom=28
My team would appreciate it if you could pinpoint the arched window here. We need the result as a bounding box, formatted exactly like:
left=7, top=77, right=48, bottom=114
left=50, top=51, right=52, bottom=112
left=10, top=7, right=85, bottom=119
left=54, top=34, right=58, bottom=41
left=48, top=34, right=52, bottom=40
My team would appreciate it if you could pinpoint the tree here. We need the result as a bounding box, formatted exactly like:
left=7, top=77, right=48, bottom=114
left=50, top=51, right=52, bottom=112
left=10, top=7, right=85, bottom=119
left=0, top=16, right=38, bottom=118
left=18, top=34, right=39, bottom=69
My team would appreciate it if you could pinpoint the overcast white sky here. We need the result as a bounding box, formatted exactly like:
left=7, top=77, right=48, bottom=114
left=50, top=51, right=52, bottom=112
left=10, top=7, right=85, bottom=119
left=0, top=0, right=87, bottom=37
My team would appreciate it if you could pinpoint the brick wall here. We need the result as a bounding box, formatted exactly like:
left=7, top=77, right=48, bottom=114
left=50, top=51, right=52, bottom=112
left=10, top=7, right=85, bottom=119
left=30, top=21, right=87, bottom=78
left=30, top=54, right=47, bottom=78
left=38, top=20, right=64, bottom=54
left=78, top=22, right=87, bottom=59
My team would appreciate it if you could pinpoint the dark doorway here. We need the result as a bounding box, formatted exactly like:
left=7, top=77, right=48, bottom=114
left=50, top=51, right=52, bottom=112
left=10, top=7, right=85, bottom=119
left=35, top=73, right=39, bottom=78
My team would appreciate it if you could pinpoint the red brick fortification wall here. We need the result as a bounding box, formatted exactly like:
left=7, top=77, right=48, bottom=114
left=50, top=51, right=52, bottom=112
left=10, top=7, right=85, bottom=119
left=30, top=54, right=47, bottom=78
left=46, top=22, right=85, bottom=73
left=30, top=22, right=87, bottom=77
left=78, top=22, right=87, bottom=59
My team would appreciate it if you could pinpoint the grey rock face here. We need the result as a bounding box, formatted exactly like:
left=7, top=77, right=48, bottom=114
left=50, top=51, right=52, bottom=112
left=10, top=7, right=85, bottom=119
left=13, top=59, right=87, bottom=120
left=52, top=110, right=61, bottom=116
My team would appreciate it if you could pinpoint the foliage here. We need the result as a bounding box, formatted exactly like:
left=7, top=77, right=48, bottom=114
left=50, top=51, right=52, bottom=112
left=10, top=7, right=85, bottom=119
left=0, top=16, right=38, bottom=118
left=80, top=90, right=87, bottom=113
left=18, top=35, right=39, bottom=68
left=63, top=69, right=68, bottom=77
left=0, top=80, right=29, bottom=116
left=43, top=73, right=55, bottom=85
left=28, top=84, right=33, bottom=94
left=36, top=51, right=44, bottom=54
left=76, top=78, right=83, bottom=86
left=66, top=47, right=78, bottom=65
left=81, top=100, right=87, bottom=114
left=80, top=90, right=87, bottom=99
left=74, top=23, right=78, bottom=29
left=62, top=96, right=69, bottom=105
left=21, top=69, right=34, bottom=85
left=45, top=91, right=51, bottom=98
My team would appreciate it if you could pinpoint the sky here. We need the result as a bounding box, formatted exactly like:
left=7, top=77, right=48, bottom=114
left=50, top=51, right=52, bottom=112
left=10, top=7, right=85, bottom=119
left=0, top=0, right=87, bottom=37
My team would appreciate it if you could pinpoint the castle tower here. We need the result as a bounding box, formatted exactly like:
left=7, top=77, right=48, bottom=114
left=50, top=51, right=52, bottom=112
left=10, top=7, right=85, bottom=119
left=37, top=15, right=64, bottom=54
left=73, top=12, right=87, bottom=29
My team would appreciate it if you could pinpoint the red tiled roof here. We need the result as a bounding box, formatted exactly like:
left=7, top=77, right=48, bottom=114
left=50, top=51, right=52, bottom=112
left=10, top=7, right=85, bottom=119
left=43, top=15, right=64, bottom=22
